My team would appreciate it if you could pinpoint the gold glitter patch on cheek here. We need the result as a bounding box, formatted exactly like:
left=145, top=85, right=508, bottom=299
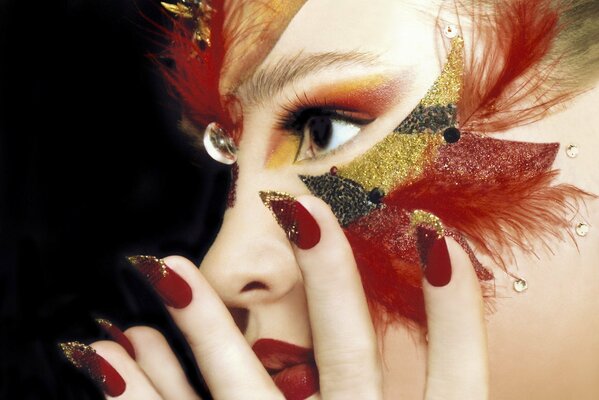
left=410, top=210, right=445, bottom=236
left=421, top=37, right=464, bottom=107
left=337, top=133, right=444, bottom=193
left=266, top=135, right=301, bottom=169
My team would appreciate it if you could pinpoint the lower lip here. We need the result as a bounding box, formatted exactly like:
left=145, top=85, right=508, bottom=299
left=272, top=362, right=319, bottom=400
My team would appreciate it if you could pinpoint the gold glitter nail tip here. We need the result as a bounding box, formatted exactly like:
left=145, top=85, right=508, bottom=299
left=59, top=341, right=97, bottom=369
left=126, top=255, right=158, bottom=266
left=58, top=341, right=126, bottom=396
left=126, top=255, right=169, bottom=282
left=94, top=318, right=112, bottom=329
left=409, top=210, right=445, bottom=236
left=259, top=190, right=296, bottom=207
left=258, top=191, right=300, bottom=242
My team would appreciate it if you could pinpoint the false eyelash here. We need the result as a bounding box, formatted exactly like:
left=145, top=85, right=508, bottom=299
left=273, top=90, right=373, bottom=133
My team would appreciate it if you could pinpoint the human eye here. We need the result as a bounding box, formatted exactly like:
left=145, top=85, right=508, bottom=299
left=276, top=107, right=375, bottom=162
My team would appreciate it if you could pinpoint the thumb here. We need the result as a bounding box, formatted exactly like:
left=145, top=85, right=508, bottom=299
left=416, top=227, right=490, bottom=400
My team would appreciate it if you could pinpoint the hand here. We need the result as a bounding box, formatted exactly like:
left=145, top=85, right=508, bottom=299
left=60, top=196, right=489, bottom=399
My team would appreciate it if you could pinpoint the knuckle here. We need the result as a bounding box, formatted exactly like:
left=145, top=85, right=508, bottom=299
left=162, top=255, right=197, bottom=271
left=124, top=326, right=167, bottom=348
left=318, top=343, right=381, bottom=380
left=89, top=340, right=130, bottom=364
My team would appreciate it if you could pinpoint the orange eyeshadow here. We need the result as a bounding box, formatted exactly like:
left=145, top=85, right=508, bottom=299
left=311, top=74, right=403, bottom=115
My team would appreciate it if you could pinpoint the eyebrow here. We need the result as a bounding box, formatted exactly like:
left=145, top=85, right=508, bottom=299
left=234, top=51, right=383, bottom=108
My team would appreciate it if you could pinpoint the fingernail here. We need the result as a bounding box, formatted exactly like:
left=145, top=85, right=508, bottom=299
left=126, top=255, right=192, bottom=308
left=59, top=341, right=126, bottom=397
left=259, top=191, right=321, bottom=250
left=416, top=226, right=452, bottom=287
left=95, top=319, right=136, bottom=359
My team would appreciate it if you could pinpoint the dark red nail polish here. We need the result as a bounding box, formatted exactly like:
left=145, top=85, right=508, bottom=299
left=416, top=226, right=452, bottom=287
left=259, top=191, right=321, bottom=250
left=59, top=341, right=126, bottom=397
left=127, top=255, right=192, bottom=308
left=95, top=319, right=136, bottom=359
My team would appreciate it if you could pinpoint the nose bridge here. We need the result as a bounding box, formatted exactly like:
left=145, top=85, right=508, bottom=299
left=199, top=165, right=302, bottom=308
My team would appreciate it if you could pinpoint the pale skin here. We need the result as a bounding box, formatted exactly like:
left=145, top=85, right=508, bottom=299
left=90, top=0, right=599, bottom=398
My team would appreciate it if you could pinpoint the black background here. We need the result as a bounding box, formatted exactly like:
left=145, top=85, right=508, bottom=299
left=1, top=0, right=229, bottom=398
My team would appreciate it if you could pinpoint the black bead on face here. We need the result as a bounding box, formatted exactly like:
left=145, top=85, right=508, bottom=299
left=368, top=187, right=385, bottom=204
left=443, top=127, right=461, bottom=143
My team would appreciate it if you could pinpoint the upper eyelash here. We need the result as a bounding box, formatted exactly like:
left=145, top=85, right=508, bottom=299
left=274, top=92, right=373, bottom=133
left=273, top=92, right=335, bottom=131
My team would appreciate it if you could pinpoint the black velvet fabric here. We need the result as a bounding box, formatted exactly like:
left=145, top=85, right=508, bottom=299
left=0, top=1, right=228, bottom=398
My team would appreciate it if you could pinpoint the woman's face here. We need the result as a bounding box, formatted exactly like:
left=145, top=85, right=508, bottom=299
left=203, top=0, right=443, bottom=322
left=201, top=0, right=454, bottom=395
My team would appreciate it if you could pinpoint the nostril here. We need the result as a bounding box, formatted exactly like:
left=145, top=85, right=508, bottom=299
left=241, top=281, right=269, bottom=292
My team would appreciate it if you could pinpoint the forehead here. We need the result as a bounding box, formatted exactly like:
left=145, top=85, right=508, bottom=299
left=261, top=0, right=440, bottom=70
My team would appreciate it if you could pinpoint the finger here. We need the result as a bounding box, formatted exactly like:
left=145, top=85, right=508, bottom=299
left=416, top=228, right=490, bottom=400
left=127, top=255, right=282, bottom=400
left=59, top=339, right=162, bottom=399
left=292, top=195, right=382, bottom=399
left=125, top=326, right=201, bottom=400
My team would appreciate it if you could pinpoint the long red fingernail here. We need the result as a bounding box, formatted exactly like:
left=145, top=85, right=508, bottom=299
left=95, top=319, right=136, bottom=359
left=59, top=341, right=126, bottom=397
left=259, top=191, right=321, bottom=250
left=416, top=226, right=452, bottom=287
left=127, top=255, right=192, bottom=308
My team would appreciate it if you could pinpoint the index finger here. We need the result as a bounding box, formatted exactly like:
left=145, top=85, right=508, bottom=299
left=417, top=230, right=490, bottom=399
left=289, top=195, right=383, bottom=399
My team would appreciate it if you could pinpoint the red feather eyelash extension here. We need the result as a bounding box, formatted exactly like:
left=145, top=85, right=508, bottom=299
left=458, top=0, right=577, bottom=134
left=451, top=0, right=595, bottom=265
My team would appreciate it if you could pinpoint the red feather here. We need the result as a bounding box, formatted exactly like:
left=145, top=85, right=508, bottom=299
left=152, top=0, right=239, bottom=142
left=345, top=135, right=591, bottom=330
left=459, top=0, right=575, bottom=134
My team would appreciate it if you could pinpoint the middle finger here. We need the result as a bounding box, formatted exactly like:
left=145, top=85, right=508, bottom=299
left=269, top=195, right=383, bottom=399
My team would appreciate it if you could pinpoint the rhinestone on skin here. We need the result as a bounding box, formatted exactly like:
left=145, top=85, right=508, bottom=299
left=575, top=222, right=590, bottom=237
left=513, top=278, right=528, bottom=293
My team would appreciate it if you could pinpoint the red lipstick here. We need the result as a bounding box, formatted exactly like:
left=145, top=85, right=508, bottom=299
left=252, top=339, right=319, bottom=400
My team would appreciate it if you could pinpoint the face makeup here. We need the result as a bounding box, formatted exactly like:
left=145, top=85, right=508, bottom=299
left=265, top=74, right=404, bottom=168
left=297, top=37, right=590, bottom=328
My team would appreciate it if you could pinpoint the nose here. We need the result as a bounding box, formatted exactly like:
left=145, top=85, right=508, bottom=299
left=199, top=169, right=302, bottom=310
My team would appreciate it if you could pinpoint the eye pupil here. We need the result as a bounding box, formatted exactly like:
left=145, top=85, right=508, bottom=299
left=309, top=116, right=333, bottom=148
